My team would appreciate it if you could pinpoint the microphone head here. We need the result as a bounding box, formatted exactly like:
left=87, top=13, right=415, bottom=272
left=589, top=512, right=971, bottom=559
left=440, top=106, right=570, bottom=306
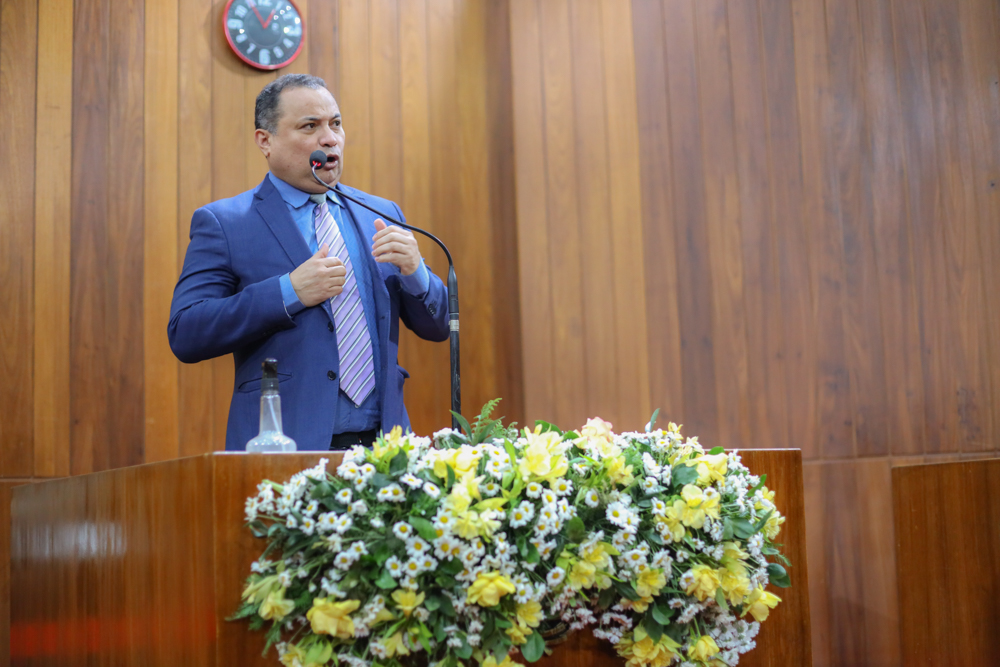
left=309, top=150, right=328, bottom=168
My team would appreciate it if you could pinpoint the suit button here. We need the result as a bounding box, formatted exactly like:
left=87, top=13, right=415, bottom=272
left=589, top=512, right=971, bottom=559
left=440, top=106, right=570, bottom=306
left=428, top=304, right=436, bottom=315
left=327, top=322, right=335, bottom=332
left=328, top=371, right=337, bottom=381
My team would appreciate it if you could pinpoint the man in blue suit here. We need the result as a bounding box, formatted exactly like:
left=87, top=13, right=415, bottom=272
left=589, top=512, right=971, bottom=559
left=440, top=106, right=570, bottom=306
left=168, top=74, right=448, bottom=451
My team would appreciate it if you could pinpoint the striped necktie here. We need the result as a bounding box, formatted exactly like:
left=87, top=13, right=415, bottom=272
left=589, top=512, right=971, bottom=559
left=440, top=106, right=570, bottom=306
left=310, top=193, right=376, bottom=406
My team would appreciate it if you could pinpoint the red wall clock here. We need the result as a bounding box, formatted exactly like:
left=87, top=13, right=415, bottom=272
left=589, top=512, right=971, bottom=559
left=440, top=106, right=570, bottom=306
left=223, top=0, right=304, bottom=71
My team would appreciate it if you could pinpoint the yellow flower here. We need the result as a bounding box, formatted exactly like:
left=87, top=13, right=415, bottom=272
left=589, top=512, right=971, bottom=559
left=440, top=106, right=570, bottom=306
left=679, top=485, right=707, bottom=528
left=467, top=571, right=516, bottom=607
left=518, top=427, right=568, bottom=480
left=743, top=587, right=781, bottom=622
left=722, top=541, right=749, bottom=562
left=306, top=598, right=360, bottom=638
left=621, top=629, right=682, bottom=667
left=688, top=635, right=720, bottom=662
left=577, top=418, right=620, bottom=457
left=692, top=453, right=728, bottom=485
left=373, top=607, right=395, bottom=624
left=382, top=632, right=411, bottom=658
left=506, top=622, right=531, bottom=645
left=754, top=486, right=776, bottom=511
left=391, top=589, right=425, bottom=617
left=259, top=588, right=295, bottom=621
left=569, top=559, right=597, bottom=590
left=764, top=512, right=785, bottom=540
left=372, top=425, right=404, bottom=458
left=453, top=510, right=482, bottom=540
left=718, top=564, right=752, bottom=606
left=432, top=446, right=481, bottom=480
left=516, top=600, right=543, bottom=628
left=658, top=502, right=686, bottom=542
left=279, top=644, right=307, bottom=667
left=684, top=564, right=720, bottom=602
left=483, top=655, right=523, bottom=667
left=606, top=456, right=635, bottom=485
left=635, top=568, right=667, bottom=598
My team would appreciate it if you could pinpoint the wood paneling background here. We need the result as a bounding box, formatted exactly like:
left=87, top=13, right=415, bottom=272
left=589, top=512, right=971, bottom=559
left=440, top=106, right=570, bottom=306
left=3, top=0, right=1000, bottom=665
left=509, top=0, right=1000, bottom=665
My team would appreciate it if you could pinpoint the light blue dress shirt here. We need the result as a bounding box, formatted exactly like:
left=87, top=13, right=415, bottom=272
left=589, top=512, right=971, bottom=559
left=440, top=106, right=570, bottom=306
left=269, top=173, right=430, bottom=434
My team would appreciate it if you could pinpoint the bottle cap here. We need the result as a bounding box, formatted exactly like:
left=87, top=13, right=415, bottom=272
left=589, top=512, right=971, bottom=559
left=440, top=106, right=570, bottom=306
left=261, top=358, right=279, bottom=393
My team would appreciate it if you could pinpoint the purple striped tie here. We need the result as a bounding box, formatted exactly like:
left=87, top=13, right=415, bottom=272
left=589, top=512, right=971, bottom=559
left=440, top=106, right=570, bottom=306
left=310, top=194, right=376, bottom=406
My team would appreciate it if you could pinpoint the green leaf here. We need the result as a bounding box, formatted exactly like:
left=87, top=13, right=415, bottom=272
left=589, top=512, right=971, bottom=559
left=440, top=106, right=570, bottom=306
left=375, top=570, right=398, bottom=590
left=522, top=629, right=546, bottom=663
left=767, top=562, right=791, bottom=587
left=267, top=523, right=282, bottom=537
left=651, top=603, right=674, bottom=625
left=754, top=509, right=775, bottom=533
left=438, top=595, right=456, bottom=617
left=646, top=408, right=661, bottom=432
left=455, top=639, right=473, bottom=660
left=410, top=517, right=439, bottom=542
left=533, top=420, right=563, bottom=435
left=643, top=614, right=663, bottom=643
left=614, top=581, right=640, bottom=601
left=749, top=474, right=767, bottom=495
left=715, top=587, right=730, bottom=612
left=722, top=519, right=735, bottom=541
left=642, top=529, right=664, bottom=546
left=447, top=464, right=456, bottom=489
left=389, top=450, right=409, bottom=476
left=440, top=558, right=463, bottom=575
left=671, top=464, right=699, bottom=487
left=424, top=595, right=442, bottom=612
left=566, top=517, right=586, bottom=543
left=762, top=545, right=779, bottom=556
left=450, top=410, right=473, bottom=435
left=732, top=518, right=756, bottom=539
left=708, top=446, right=725, bottom=456
left=517, top=535, right=528, bottom=558
left=368, top=472, right=392, bottom=490
left=597, top=587, right=617, bottom=609
left=525, top=542, right=540, bottom=564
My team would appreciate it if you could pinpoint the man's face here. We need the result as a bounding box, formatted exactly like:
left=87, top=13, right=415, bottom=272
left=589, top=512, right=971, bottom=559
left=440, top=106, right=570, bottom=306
left=255, top=86, right=344, bottom=193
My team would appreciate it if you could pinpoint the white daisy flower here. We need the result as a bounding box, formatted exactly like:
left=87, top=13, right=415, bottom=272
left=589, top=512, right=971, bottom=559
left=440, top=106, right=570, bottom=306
left=400, top=473, right=423, bottom=489
left=546, top=567, right=566, bottom=587
left=371, top=516, right=385, bottom=530
left=359, top=463, right=376, bottom=478
left=350, top=500, right=369, bottom=515
left=304, top=500, right=320, bottom=515
left=377, top=484, right=406, bottom=503
left=552, top=479, right=573, bottom=496
left=393, top=521, right=414, bottom=540
left=277, top=570, right=293, bottom=587
left=432, top=510, right=454, bottom=532
left=541, top=490, right=559, bottom=505
left=526, top=482, right=543, bottom=498
left=301, top=516, right=316, bottom=535
left=642, top=476, right=659, bottom=494
left=606, top=502, right=628, bottom=527
left=510, top=501, right=535, bottom=528
left=334, top=552, right=354, bottom=570
left=334, top=515, right=353, bottom=534
left=353, top=476, right=367, bottom=491
left=482, top=481, right=501, bottom=496
left=385, top=556, right=404, bottom=578
left=337, top=462, right=360, bottom=480
left=406, top=537, right=431, bottom=558
left=584, top=489, right=600, bottom=507
left=423, top=482, right=441, bottom=499
left=336, top=488, right=353, bottom=505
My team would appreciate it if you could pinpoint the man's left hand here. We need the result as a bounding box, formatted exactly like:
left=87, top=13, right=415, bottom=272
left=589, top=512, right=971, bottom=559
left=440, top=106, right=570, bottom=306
left=372, top=219, right=421, bottom=275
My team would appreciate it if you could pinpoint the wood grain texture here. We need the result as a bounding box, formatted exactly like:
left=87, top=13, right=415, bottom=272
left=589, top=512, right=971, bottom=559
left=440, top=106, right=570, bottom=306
left=0, top=0, right=38, bottom=479
left=32, top=0, right=73, bottom=479
left=144, top=0, right=180, bottom=463
left=893, top=459, right=1000, bottom=665
left=11, top=451, right=807, bottom=666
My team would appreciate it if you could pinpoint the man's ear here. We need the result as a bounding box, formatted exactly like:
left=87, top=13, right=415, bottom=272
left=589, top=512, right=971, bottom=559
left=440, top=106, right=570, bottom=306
left=254, top=128, right=272, bottom=158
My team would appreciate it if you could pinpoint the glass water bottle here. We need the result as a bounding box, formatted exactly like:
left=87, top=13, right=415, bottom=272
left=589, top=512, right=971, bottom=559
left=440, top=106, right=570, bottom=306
left=245, top=358, right=297, bottom=453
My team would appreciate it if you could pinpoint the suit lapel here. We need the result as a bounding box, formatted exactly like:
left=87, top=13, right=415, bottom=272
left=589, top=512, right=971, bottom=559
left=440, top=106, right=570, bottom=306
left=253, top=176, right=312, bottom=269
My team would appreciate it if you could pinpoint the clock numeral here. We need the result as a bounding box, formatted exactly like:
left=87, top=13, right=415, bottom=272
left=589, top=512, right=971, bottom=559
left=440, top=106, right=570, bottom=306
left=233, top=5, right=248, bottom=18
left=235, top=32, right=248, bottom=44
left=258, top=49, right=271, bottom=66
left=227, top=18, right=243, bottom=30
left=283, top=38, right=294, bottom=49
left=246, top=43, right=256, bottom=54
left=273, top=46, right=284, bottom=59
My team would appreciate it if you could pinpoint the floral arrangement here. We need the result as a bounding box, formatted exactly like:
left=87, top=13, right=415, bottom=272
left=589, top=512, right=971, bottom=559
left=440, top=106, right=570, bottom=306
left=234, top=402, right=791, bottom=667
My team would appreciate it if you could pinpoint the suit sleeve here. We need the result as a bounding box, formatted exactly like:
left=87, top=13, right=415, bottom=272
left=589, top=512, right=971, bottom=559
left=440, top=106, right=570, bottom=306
left=392, top=202, right=450, bottom=343
left=168, top=207, right=294, bottom=363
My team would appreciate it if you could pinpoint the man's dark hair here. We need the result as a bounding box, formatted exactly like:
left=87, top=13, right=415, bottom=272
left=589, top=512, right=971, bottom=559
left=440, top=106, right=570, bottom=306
left=255, top=73, right=328, bottom=133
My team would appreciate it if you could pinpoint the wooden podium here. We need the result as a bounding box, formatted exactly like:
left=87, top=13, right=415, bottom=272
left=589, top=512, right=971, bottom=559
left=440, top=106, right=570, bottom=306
left=10, top=450, right=811, bottom=666
left=892, top=459, right=1000, bottom=666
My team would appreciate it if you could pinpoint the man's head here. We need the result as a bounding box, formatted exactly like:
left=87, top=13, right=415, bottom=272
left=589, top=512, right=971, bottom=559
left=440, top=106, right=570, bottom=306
left=254, top=74, right=344, bottom=193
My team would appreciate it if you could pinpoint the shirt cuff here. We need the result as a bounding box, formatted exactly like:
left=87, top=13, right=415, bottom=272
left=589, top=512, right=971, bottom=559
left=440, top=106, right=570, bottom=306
left=399, top=260, right=430, bottom=297
left=279, top=273, right=306, bottom=317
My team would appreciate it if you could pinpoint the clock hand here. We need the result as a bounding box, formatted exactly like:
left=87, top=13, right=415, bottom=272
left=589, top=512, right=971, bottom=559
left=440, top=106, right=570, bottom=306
left=247, top=0, right=267, bottom=27
left=262, top=8, right=276, bottom=29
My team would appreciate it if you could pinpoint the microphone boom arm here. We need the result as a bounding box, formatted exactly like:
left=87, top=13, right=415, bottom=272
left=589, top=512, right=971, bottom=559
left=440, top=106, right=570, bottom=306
left=310, top=165, right=462, bottom=432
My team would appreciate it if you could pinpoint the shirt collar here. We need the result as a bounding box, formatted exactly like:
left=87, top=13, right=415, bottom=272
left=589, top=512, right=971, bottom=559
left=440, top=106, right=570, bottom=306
left=268, top=172, right=344, bottom=209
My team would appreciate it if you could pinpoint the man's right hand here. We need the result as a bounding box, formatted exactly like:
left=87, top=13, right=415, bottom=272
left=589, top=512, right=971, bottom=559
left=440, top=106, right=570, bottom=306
left=290, top=244, right=347, bottom=307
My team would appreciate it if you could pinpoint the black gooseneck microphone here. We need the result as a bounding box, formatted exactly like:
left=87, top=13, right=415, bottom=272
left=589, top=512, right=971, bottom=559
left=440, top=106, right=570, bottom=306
left=309, top=150, right=462, bottom=432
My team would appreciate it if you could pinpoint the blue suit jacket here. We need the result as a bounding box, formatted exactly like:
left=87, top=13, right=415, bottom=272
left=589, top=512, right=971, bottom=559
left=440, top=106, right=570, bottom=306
left=168, top=175, right=449, bottom=451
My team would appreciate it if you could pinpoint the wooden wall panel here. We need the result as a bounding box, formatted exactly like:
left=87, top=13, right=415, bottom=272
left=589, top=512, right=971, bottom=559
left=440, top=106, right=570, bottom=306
left=33, top=0, right=73, bottom=479
left=0, top=0, right=38, bottom=479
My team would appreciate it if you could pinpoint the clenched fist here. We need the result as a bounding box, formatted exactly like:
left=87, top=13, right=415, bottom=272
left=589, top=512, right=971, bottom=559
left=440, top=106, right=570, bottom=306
left=372, top=219, right=422, bottom=276
left=290, top=244, right=347, bottom=307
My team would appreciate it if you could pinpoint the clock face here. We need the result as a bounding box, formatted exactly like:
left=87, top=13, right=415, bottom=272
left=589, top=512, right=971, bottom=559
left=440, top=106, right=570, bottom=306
left=223, top=0, right=304, bottom=70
